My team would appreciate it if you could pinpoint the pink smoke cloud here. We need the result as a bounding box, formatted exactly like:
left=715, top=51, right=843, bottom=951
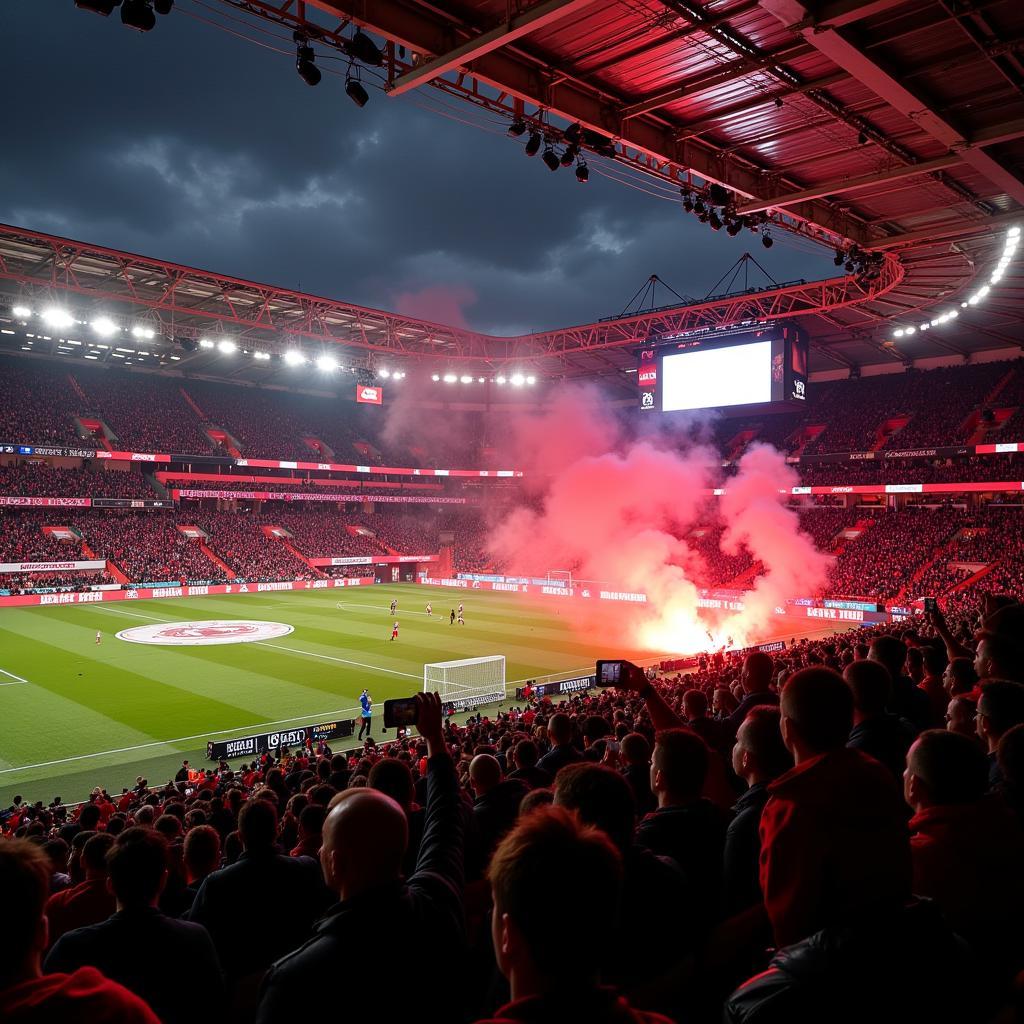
left=488, top=387, right=831, bottom=654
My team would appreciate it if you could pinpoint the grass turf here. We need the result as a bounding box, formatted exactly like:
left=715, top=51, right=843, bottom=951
left=0, top=584, right=645, bottom=805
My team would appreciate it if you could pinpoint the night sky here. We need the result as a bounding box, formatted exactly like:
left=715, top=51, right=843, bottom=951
left=2, top=1, right=830, bottom=336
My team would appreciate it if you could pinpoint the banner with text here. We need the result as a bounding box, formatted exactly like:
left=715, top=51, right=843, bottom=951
left=0, top=559, right=105, bottom=573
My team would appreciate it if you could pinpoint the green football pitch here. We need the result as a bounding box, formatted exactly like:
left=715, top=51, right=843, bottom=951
left=0, top=584, right=658, bottom=805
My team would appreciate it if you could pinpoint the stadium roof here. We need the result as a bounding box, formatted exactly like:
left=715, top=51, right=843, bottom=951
left=2, top=0, right=1023, bottom=383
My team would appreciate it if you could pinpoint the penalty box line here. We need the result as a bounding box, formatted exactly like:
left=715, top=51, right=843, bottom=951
left=0, top=668, right=29, bottom=687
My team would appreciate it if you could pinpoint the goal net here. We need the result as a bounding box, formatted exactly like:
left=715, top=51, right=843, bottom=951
left=424, top=655, right=506, bottom=713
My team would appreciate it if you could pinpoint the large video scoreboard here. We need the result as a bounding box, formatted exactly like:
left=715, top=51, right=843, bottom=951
left=637, top=323, right=809, bottom=413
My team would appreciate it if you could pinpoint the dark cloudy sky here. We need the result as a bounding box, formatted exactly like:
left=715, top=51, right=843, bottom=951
left=2, top=1, right=830, bottom=336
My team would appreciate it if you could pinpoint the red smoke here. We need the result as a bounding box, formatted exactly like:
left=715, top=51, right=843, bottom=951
left=489, top=387, right=831, bottom=654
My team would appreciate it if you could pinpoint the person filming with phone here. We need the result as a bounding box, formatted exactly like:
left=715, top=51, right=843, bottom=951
left=255, top=691, right=465, bottom=1024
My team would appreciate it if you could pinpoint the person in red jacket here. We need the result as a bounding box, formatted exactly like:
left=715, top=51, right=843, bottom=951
left=45, top=833, right=116, bottom=947
left=905, top=728, right=1024, bottom=977
left=475, top=805, right=673, bottom=1024
left=0, top=839, right=159, bottom=1024
left=759, top=667, right=911, bottom=948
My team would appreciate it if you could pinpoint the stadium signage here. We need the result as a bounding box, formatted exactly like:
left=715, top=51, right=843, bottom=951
left=356, top=385, right=383, bottom=405
left=206, top=718, right=355, bottom=761
left=0, top=496, right=92, bottom=507
left=0, top=559, right=105, bottom=573
left=0, top=576, right=376, bottom=608
left=599, top=590, right=647, bottom=603
left=442, top=689, right=507, bottom=715
left=0, top=444, right=96, bottom=458
left=173, top=489, right=468, bottom=505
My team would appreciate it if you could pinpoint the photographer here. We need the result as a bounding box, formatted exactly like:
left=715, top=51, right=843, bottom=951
left=255, top=691, right=465, bottom=1024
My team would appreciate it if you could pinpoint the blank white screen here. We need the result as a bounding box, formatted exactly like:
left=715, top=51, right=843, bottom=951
left=660, top=340, right=771, bottom=411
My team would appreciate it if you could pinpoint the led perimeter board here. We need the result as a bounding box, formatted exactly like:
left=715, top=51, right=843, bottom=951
left=637, top=323, right=808, bottom=413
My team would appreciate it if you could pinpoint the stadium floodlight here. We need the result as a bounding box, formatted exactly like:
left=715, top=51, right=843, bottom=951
left=510, top=373, right=525, bottom=386
left=42, top=307, right=75, bottom=329
left=432, top=373, right=440, bottom=381
left=460, top=375, right=473, bottom=384
left=379, top=368, right=391, bottom=378
left=131, top=325, right=155, bottom=339
left=346, top=77, right=370, bottom=108
left=253, top=350, right=271, bottom=361
left=121, top=0, right=156, bottom=31
left=424, top=655, right=506, bottom=711
left=284, top=350, right=306, bottom=366
left=295, top=37, right=322, bottom=86
left=12, top=305, right=31, bottom=318
left=575, top=161, right=589, bottom=183
left=217, top=339, right=237, bottom=354
left=496, top=375, right=506, bottom=384
left=526, top=375, right=537, bottom=385
left=91, top=317, right=118, bottom=337
left=443, top=373, right=457, bottom=383
left=317, top=355, right=338, bottom=371
left=199, top=338, right=215, bottom=349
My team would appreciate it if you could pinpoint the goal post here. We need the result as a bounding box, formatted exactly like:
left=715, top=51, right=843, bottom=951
left=424, top=655, right=506, bottom=713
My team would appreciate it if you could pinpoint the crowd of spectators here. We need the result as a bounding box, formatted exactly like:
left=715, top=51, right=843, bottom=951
left=0, top=512, right=85, bottom=564
left=5, top=594, right=1024, bottom=1023
left=825, top=506, right=964, bottom=600
left=0, top=569, right=116, bottom=593
left=0, top=358, right=93, bottom=448
left=191, top=512, right=315, bottom=582
left=795, top=454, right=1024, bottom=488
left=0, top=464, right=156, bottom=499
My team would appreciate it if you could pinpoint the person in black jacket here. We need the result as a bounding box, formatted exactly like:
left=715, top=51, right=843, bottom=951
left=187, top=796, right=331, bottom=992
left=255, top=691, right=465, bottom=1024
left=536, top=713, right=582, bottom=778
left=45, top=828, right=224, bottom=1024
left=469, top=754, right=528, bottom=878
left=722, top=707, right=792, bottom=916
left=507, top=740, right=553, bottom=791
left=869, top=635, right=931, bottom=733
left=843, top=659, right=914, bottom=781
left=725, top=653, right=779, bottom=740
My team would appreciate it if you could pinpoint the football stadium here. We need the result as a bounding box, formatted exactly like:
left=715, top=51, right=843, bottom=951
left=2, top=1, right=1024, bottom=1022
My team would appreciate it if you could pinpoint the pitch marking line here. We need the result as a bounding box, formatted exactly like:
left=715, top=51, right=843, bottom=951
left=0, top=668, right=29, bottom=687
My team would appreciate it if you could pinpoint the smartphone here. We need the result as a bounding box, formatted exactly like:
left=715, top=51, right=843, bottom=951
left=383, top=696, right=419, bottom=729
left=923, top=596, right=938, bottom=614
left=596, top=659, right=641, bottom=687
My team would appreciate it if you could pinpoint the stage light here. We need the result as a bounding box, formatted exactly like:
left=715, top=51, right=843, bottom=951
left=295, top=41, right=321, bottom=86
left=92, top=317, right=118, bottom=337
left=761, top=230, right=774, bottom=249
left=42, top=308, right=74, bottom=329
left=496, top=375, right=506, bottom=384
left=75, top=0, right=118, bottom=14
left=317, top=355, right=338, bottom=371
left=575, top=161, right=589, bottom=183
left=120, top=0, right=155, bottom=31
left=694, top=198, right=706, bottom=215
left=681, top=190, right=694, bottom=213
left=507, top=120, right=527, bottom=138
left=542, top=147, right=561, bottom=172
left=709, top=183, right=730, bottom=206
left=349, top=30, right=383, bottom=67
left=560, top=145, right=578, bottom=168
left=154, top=0, right=173, bottom=13
left=525, top=131, right=542, bottom=157
left=834, top=250, right=845, bottom=266
left=12, top=305, right=31, bottom=318
left=893, top=329, right=904, bottom=338
left=564, top=122, right=582, bottom=144
left=845, top=259, right=856, bottom=273
left=460, top=375, right=473, bottom=383
left=510, top=373, right=525, bottom=386
left=774, top=96, right=784, bottom=108
left=218, top=339, right=237, bottom=354
left=726, top=219, right=742, bottom=236
left=432, top=373, right=440, bottom=381
left=443, top=373, right=457, bottom=383
left=526, top=375, right=536, bottom=385
left=346, top=77, right=369, bottom=107
left=904, top=326, right=916, bottom=335
left=708, top=211, right=723, bottom=231
left=199, top=338, right=215, bottom=349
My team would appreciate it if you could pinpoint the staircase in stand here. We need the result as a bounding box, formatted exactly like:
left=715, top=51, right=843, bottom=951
left=105, top=560, right=130, bottom=585
left=870, top=416, right=910, bottom=452
left=68, top=373, right=89, bottom=402
left=279, top=539, right=326, bottom=577
left=199, top=542, right=236, bottom=579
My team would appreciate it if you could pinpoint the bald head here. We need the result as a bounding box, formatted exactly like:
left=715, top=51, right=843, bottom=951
left=742, top=652, right=774, bottom=694
left=321, top=789, right=408, bottom=899
left=470, top=753, right=503, bottom=797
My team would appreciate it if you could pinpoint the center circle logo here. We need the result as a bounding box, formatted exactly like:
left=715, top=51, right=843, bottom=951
left=116, top=620, right=294, bottom=646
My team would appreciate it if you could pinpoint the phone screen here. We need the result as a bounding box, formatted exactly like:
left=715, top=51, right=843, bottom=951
left=923, top=597, right=937, bottom=613
left=595, top=660, right=624, bottom=687
left=383, top=697, right=419, bottom=729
